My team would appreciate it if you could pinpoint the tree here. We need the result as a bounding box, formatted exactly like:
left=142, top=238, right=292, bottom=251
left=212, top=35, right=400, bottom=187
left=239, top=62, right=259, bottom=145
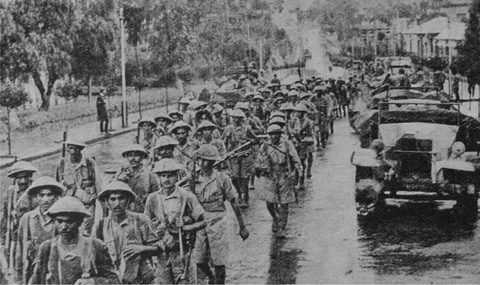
left=0, top=0, right=80, bottom=111
left=0, top=83, right=29, bottom=154
left=457, top=0, right=480, bottom=84
left=55, top=81, right=81, bottom=136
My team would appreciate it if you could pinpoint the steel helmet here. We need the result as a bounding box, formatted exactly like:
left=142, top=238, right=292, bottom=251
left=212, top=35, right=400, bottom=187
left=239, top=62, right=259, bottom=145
left=252, top=94, right=265, bottom=102
left=179, top=97, right=191, bottom=105
left=27, top=176, right=65, bottom=197
left=152, top=158, right=185, bottom=173
left=170, top=121, right=192, bottom=134
left=288, top=90, right=299, bottom=97
left=234, top=102, right=250, bottom=111
left=211, top=104, right=224, bottom=114
left=195, top=144, right=222, bottom=161
left=294, top=103, right=309, bottom=113
left=270, top=110, right=286, bottom=119
left=46, top=196, right=92, bottom=218
left=300, top=92, right=312, bottom=100
left=63, top=139, right=87, bottom=150
left=7, top=161, right=38, bottom=178
left=273, top=90, right=284, bottom=98
left=279, top=102, right=295, bottom=112
left=267, top=124, right=283, bottom=134
left=243, top=92, right=256, bottom=100
left=169, top=110, right=184, bottom=119
left=370, top=139, right=384, bottom=152
left=190, top=100, right=208, bottom=111
left=154, top=135, right=178, bottom=150
left=268, top=116, right=286, bottom=126
left=138, top=119, right=157, bottom=128
left=154, top=113, right=173, bottom=124
left=99, top=181, right=137, bottom=201
left=196, top=120, right=217, bottom=132
left=122, top=144, right=149, bottom=158
left=229, top=109, right=246, bottom=118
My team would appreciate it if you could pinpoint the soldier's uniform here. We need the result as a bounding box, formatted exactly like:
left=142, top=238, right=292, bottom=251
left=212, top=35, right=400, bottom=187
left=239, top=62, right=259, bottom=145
left=114, top=144, right=160, bottom=213
left=292, top=104, right=315, bottom=184
left=222, top=109, right=256, bottom=207
left=145, top=159, right=205, bottom=284
left=137, top=120, right=158, bottom=155
left=95, top=182, right=160, bottom=284
left=313, top=86, right=330, bottom=148
left=171, top=121, right=200, bottom=173
left=14, top=177, right=64, bottom=284
left=197, top=121, right=227, bottom=158
left=55, top=140, right=102, bottom=236
left=29, top=196, right=119, bottom=284
left=256, top=125, right=303, bottom=237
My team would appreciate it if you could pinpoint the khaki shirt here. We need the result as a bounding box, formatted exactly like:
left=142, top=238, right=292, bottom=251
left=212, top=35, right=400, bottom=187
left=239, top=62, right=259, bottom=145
left=193, top=171, right=236, bottom=212
left=173, top=139, right=200, bottom=172
left=115, top=167, right=160, bottom=213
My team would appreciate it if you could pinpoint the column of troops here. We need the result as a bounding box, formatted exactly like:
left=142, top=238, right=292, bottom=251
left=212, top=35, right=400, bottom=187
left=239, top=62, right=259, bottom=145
left=0, top=76, right=359, bottom=284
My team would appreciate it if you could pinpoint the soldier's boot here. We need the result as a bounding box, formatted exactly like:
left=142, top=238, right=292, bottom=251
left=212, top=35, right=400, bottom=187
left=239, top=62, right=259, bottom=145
left=215, top=265, right=226, bottom=285
left=197, top=263, right=215, bottom=284
left=267, top=202, right=279, bottom=232
left=249, top=175, right=255, bottom=190
left=276, top=205, right=289, bottom=238
left=307, top=154, right=313, bottom=178
left=243, top=178, right=250, bottom=207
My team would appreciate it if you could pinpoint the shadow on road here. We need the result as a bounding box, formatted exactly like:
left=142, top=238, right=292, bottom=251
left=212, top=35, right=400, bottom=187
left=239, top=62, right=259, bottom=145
left=267, top=237, right=302, bottom=284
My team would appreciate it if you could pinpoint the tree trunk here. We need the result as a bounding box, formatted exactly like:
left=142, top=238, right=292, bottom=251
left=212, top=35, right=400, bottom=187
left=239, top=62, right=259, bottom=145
left=33, top=70, right=58, bottom=111
left=7, top=107, right=11, bottom=155
left=88, top=75, right=92, bottom=103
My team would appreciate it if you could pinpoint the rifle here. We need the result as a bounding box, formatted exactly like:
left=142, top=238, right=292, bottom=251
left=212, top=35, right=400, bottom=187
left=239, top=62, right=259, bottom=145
left=136, top=124, right=140, bottom=144
left=190, top=158, right=196, bottom=193
left=177, top=142, right=252, bottom=187
left=266, top=142, right=298, bottom=203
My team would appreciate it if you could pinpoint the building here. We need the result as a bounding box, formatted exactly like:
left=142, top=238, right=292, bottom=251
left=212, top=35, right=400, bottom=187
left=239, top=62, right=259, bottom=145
left=401, top=16, right=466, bottom=60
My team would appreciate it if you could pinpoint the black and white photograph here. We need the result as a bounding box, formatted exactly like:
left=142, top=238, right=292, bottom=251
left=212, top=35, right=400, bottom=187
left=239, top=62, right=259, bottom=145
left=1, top=0, right=480, bottom=284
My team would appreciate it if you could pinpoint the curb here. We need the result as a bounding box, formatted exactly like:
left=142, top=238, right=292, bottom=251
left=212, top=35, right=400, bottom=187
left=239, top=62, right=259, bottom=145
left=0, top=126, right=137, bottom=170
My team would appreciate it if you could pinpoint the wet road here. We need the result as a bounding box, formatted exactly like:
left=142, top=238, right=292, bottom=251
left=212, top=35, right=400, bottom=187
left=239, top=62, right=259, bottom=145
left=2, top=118, right=480, bottom=284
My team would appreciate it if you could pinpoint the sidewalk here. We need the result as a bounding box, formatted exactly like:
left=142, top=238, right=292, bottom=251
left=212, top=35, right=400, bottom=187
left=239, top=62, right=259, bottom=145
left=0, top=104, right=176, bottom=169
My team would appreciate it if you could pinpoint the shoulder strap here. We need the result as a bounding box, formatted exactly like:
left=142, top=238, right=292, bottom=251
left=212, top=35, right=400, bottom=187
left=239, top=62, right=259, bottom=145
left=96, top=219, right=104, bottom=241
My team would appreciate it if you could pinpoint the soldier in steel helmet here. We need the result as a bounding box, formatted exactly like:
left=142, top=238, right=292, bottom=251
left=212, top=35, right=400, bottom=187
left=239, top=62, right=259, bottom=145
left=14, top=177, right=64, bottom=284
left=1, top=161, right=38, bottom=270
left=197, top=121, right=226, bottom=158
left=29, top=196, right=119, bottom=285
left=255, top=125, right=302, bottom=238
left=113, top=144, right=160, bottom=213
left=136, top=120, right=158, bottom=154
left=144, top=159, right=206, bottom=284
left=55, top=140, right=102, bottom=236
left=170, top=121, right=200, bottom=172
left=293, top=103, right=315, bottom=187
left=152, top=135, right=178, bottom=163
left=313, top=86, right=330, bottom=148
left=94, top=181, right=161, bottom=284
left=191, top=145, right=249, bottom=284
left=223, top=109, right=257, bottom=207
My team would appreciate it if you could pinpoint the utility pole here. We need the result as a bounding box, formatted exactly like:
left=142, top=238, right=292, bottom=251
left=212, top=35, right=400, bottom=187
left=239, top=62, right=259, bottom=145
left=120, top=6, right=128, bottom=128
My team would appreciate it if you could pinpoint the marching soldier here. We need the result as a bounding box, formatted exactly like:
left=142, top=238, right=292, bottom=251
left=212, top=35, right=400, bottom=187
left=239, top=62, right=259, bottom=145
left=292, top=104, right=315, bottom=185
left=178, top=97, right=194, bottom=126
left=1, top=161, right=38, bottom=272
left=197, top=121, right=226, bottom=158
left=15, top=177, right=64, bottom=284
left=252, top=94, right=269, bottom=127
left=288, top=90, right=299, bottom=106
left=144, top=159, right=206, bottom=284
left=29, top=196, right=120, bottom=284
left=136, top=120, right=158, bottom=154
left=192, top=145, right=249, bottom=284
left=255, top=125, right=302, bottom=238
left=336, top=78, right=349, bottom=118
left=313, top=86, right=330, bottom=148
left=154, top=113, right=173, bottom=137
left=153, top=135, right=178, bottom=162
left=113, top=144, right=160, bottom=213
left=169, top=110, right=184, bottom=124
left=211, top=104, right=227, bottom=135
left=95, top=181, right=161, bottom=284
left=55, top=140, right=102, bottom=236
left=223, top=109, right=256, bottom=207
left=171, top=121, right=200, bottom=172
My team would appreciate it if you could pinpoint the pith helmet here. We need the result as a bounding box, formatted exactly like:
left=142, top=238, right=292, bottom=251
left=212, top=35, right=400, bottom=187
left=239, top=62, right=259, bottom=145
left=252, top=94, right=265, bottom=102
left=273, top=90, right=284, bottom=98
left=190, top=100, right=208, bottom=111
left=27, top=176, right=65, bottom=197
left=234, top=102, right=250, bottom=111
left=273, top=97, right=284, bottom=104
left=269, top=116, right=286, bottom=126
left=122, top=144, right=149, bottom=158
left=46, top=196, right=91, bottom=218
left=179, top=97, right=191, bottom=105
left=313, top=85, right=326, bottom=93
left=99, top=181, right=137, bottom=201
left=169, top=110, right=184, bottom=119
left=294, top=103, right=309, bottom=113
left=195, top=144, right=222, bottom=161
left=267, top=124, right=283, bottom=134
left=139, top=119, right=157, bottom=128
left=197, top=120, right=217, bottom=132
left=229, top=109, right=246, bottom=118
left=300, top=92, right=311, bottom=100
left=152, top=158, right=184, bottom=173
left=288, top=90, right=299, bottom=97
left=7, top=161, right=38, bottom=178
left=154, top=113, right=173, bottom=124
left=243, top=92, right=256, bottom=100
left=154, top=135, right=178, bottom=150
left=212, top=104, right=224, bottom=114
left=170, top=121, right=192, bottom=134
left=279, top=102, right=295, bottom=112
left=270, top=110, right=286, bottom=119
left=63, top=139, right=87, bottom=149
